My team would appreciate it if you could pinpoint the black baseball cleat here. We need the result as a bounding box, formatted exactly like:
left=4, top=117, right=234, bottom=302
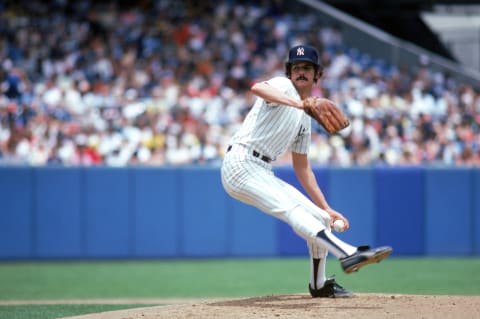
left=340, top=245, right=392, bottom=274
left=309, top=276, right=354, bottom=298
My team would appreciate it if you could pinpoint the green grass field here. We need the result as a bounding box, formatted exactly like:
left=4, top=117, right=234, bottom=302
left=1, top=257, right=479, bottom=319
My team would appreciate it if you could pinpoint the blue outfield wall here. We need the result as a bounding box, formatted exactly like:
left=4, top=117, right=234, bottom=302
left=375, top=167, right=425, bottom=255
left=0, top=166, right=479, bottom=259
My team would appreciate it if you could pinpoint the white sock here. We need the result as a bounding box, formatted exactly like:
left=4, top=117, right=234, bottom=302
left=310, top=257, right=327, bottom=289
left=308, top=242, right=327, bottom=289
left=316, top=229, right=357, bottom=258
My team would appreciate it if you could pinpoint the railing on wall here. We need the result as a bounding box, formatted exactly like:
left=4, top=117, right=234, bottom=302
left=0, top=166, right=479, bottom=260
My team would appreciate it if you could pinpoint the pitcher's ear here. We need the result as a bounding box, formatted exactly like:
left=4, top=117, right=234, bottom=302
left=314, top=68, right=323, bottom=83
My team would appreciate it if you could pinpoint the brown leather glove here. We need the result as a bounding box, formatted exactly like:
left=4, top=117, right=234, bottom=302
left=303, top=97, right=350, bottom=134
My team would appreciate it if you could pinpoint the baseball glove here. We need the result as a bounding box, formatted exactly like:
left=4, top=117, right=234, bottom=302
left=303, top=97, right=350, bottom=134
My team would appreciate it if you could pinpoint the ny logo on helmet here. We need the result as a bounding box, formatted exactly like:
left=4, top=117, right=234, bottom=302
left=296, top=47, right=304, bottom=56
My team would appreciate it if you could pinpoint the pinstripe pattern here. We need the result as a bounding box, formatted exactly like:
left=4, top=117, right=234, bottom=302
left=308, top=239, right=327, bottom=259
left=221, top=73, right=356, bottom=291
left=220, top=75, right=330, bottom=241
left=230, top=77, right=311, bottom=160
left=221, top=144, right=331, bottom=240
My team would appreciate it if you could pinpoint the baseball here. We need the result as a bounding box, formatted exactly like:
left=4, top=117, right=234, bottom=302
left=333, top=219, right=345, bottom=232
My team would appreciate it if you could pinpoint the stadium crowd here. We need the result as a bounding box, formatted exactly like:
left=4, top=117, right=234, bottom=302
left=1, top=0, right=479, bottom=167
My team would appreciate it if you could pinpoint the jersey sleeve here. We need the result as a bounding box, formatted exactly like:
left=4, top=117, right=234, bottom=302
left=265, top=76, right=294, bottom=91
left=289, top=114, right=311, bottom=154
left=264, top=77, right=297, bottom=107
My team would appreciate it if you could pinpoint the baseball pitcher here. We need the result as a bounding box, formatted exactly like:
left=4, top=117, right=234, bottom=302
left=221, top=44, right=391, bottom=298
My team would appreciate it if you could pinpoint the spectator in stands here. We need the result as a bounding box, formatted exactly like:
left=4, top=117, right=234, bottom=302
left=0, top=0, right=479, bottom=167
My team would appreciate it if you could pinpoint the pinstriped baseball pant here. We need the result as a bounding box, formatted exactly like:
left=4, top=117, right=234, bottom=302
left=221, top=146, right=330, bottom=258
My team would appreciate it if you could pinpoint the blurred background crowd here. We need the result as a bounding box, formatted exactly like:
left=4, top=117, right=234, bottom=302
left=1, top=0, right=479, bottom=167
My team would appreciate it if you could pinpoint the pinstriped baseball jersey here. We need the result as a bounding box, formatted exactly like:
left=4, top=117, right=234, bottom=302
left=230, top=76, right=311, bottom=161
left=222, top=72, right=330, bottom=247
left=221, top=45, right=388, bottom=297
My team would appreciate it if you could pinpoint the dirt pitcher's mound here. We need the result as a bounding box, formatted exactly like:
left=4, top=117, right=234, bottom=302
left=63, top=294, right=480, bottom=319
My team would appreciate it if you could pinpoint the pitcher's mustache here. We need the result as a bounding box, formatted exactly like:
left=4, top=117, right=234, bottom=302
left=296, top=76, right=308, bottom=81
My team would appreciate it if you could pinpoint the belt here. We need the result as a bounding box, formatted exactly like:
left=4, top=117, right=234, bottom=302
left=226, top=145, right=272, bottom=163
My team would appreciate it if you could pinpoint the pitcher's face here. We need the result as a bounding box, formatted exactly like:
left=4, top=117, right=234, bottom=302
left=291, top=62, right=316, bottom=89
